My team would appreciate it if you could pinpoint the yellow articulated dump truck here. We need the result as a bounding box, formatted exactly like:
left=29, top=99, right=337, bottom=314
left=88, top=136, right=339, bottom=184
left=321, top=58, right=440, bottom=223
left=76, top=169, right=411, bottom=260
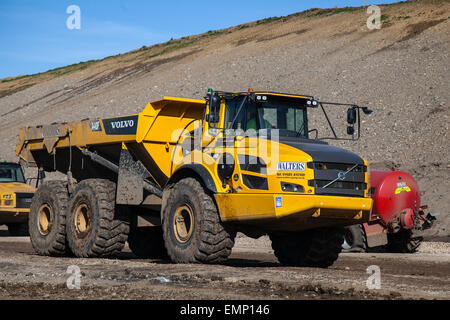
left=0, top=161, right=37, bottom=236
left=16, top=89, right=373, bottom=267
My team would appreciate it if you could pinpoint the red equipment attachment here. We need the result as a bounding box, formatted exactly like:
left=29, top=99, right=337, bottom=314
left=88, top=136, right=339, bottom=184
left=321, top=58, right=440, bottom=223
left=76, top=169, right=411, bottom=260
left=369, top=170, right=435, bottom=232
left=370, top=170, right=420, bottom=229
left=343, top=170, right=436, bottom=253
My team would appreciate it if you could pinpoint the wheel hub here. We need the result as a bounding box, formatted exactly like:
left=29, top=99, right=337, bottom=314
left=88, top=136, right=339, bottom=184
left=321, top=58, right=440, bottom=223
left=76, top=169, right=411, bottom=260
left=74, top=203, right=91, bottom=234
left=173, top=205, right=194, bottom=243
left=37, top=204, right=52, bottom=236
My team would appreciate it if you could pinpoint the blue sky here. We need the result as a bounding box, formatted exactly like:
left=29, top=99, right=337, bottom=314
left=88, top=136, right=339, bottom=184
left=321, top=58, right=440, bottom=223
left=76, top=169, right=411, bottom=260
left=0, top=0, right=398, bottom=79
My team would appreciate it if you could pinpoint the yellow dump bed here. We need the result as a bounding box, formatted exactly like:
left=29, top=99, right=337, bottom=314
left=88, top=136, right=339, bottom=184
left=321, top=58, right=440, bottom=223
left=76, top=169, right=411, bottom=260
left=16, top=97, right=205, bottom=187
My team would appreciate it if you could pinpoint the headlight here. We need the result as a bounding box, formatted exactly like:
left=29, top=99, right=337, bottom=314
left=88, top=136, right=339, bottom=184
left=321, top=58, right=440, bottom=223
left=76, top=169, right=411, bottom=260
left=2, top=194, right=11, bottom=199
left=307, top=100, right=318, bottom=107
left=281, top=182, right=304, bottom=193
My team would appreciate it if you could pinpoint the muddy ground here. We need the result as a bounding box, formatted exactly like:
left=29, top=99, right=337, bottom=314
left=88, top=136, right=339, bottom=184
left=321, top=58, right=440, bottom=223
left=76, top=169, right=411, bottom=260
left=0, top=227, right=448, bottom=300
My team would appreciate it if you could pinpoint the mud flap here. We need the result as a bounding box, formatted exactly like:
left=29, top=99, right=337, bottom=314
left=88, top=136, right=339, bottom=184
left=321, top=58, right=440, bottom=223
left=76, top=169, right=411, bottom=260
left=116, top=148, right=151, bottom=205
left=364, top=222, right=388, bottom=248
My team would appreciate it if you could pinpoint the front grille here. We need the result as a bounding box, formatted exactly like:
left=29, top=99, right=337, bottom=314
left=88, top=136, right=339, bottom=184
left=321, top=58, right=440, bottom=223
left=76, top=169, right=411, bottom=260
left=15, top=192, right=34, bottom=208
left=308, top=162, right=366, bottom=197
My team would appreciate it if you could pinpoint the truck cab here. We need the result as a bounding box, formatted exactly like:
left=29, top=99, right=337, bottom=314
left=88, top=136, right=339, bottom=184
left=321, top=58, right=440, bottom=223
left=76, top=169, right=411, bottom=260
left=169, top=89, right=373, bottom=232
left=0, top=162, right=36, bottom=236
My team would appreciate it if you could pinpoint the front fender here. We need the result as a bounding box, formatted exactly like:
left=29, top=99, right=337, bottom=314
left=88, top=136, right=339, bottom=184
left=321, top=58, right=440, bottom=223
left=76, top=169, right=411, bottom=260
left=167, top=164, right=217, bottom=194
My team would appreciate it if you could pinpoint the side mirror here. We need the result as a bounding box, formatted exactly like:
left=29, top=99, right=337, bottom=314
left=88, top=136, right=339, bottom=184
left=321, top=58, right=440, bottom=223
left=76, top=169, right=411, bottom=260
left=206, top=113, right=220, bottom=123
left=208, top=93, right=221, bottom=124
left=347, top=107, right=356, bottom=124
left=362, top=107, right=373, bottom=115
left=347, top=126, right=355, bottom=135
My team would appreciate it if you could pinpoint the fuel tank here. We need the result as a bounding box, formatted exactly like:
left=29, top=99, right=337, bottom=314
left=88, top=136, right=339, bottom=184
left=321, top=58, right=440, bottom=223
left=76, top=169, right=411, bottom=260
left=370, top=170, right=421, bottom=227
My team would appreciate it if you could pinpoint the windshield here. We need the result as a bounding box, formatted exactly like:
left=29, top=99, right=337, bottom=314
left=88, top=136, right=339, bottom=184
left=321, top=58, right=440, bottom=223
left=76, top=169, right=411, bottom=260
left=225, top=95, right=308, bottom=138
left=0, top=165, right=26, bottom=183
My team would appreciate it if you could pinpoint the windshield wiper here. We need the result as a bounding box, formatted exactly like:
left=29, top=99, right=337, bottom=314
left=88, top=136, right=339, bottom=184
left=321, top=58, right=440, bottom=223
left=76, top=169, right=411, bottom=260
left=322, top=163, right=359, bottom=188
left=295, top=122, right=305, bottom=137
left=230, top=96, right=248, bottom=129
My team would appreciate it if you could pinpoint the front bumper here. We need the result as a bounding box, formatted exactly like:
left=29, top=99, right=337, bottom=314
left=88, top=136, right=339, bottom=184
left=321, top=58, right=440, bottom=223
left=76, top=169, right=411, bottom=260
left=215, top=193, right=372, bottom=232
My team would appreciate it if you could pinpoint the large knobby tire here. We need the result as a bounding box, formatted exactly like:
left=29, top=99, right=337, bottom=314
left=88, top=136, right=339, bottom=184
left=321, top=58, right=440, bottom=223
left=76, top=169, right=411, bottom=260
left=342, top=224, right=367, bottom=253
left=270, top=227, right=344, bottom=268
left=7, top=223, right=29, bottom=236
left=66, top=179, right=130, bottom=258
left=28, top=181, right=69, bottom=256
left=385, top=230, right=422, bottom=253
left=162, top=178, right=235, bottom=264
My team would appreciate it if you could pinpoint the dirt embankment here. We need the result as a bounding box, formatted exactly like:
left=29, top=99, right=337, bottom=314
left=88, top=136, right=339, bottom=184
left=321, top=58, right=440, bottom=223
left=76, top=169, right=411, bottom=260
left=0, top=0, right=449, bottom=239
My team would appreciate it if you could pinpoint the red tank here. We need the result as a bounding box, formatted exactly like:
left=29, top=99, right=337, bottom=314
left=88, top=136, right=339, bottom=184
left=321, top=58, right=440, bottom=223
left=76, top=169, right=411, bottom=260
left=370, top=170, right=421, bottom=231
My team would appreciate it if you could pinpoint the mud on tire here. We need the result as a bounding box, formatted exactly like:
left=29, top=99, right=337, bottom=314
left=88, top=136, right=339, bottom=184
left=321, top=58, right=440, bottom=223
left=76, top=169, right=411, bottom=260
left=28, top=181, right=69, bottom=256
left=66, top=179, right=130, bottom=258
left=162, top=178, right=235, bottom=264
left=270, top=227, right=344, bottom=268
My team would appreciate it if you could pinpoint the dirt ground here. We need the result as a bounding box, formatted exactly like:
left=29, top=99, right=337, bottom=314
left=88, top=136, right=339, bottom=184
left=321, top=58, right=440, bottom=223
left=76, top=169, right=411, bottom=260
left=0, top=227, right=448, bottom=300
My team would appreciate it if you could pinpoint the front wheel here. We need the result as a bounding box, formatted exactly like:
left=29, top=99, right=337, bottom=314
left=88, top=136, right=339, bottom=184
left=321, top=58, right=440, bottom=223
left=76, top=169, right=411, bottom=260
left=270, top=227, right=344, bottom=268
left=342, top=224, right=367, bottom=253
left=162, top=178, right=235, bottom=264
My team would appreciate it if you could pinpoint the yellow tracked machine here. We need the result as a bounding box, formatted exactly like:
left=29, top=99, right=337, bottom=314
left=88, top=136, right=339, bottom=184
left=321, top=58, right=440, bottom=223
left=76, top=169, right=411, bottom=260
left=16, top=89, right=373, bottom=267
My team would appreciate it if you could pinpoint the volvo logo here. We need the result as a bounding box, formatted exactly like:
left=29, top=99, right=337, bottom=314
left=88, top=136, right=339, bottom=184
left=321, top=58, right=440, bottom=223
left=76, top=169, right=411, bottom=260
left=337, top=171, right=346, bottom=180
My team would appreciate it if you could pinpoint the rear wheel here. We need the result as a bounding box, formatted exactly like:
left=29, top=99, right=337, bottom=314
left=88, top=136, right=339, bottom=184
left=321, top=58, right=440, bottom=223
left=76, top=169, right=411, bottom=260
left=162, top=178, right=235, bottom=264
left=66, top=179, right=130, bottom=258
left=385, top=230, right=422, bottom=253
left=28, top=181, right=69, bottom=256
left=342, top=224, right=367, bottom=253
left=270, top=227, right=344, bottom=268
left=7, top=223, right=29, bottom=236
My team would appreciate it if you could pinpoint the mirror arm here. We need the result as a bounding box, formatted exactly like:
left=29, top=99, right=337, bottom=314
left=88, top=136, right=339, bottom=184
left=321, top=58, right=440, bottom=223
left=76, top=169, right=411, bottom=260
left=356, top=107, right=361, bottom=140
left=319, top=102, right=338, bottom=139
